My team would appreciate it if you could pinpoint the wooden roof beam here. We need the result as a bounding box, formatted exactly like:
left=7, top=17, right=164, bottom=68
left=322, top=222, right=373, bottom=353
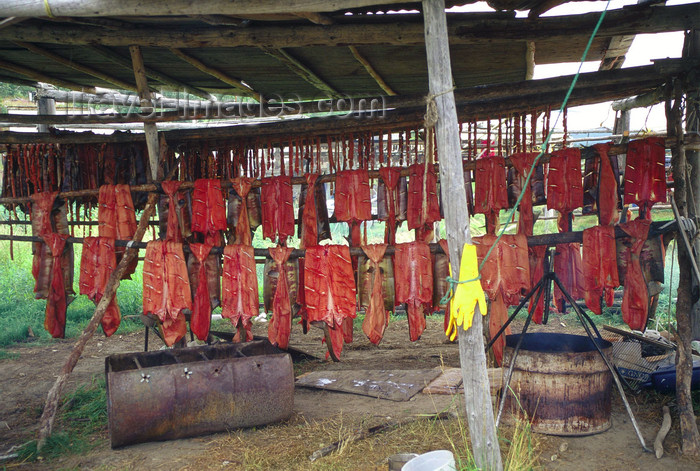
left=260, top=47, right=341, bottom=98
left=168, top=48, right=262, bottom=101
left=15, top=41, right=137, bottom=91
left=89, top=45, right=216, bottom=100
left=0, top=1, right=412, bottom=17
left=1, top=4, right=698, bottom=48
left=0, top=58, right=93, bottom=92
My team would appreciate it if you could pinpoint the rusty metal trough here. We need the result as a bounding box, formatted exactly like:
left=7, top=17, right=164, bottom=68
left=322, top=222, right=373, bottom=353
left=105, top=340, right=293, bottom=448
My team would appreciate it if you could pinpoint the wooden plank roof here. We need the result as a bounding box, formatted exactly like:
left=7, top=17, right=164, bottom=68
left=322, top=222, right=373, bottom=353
left=0, top=2, right=696, bottom=100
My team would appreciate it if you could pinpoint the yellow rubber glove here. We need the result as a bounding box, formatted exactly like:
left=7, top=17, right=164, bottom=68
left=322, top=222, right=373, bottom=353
left=445, top=243, right=487, bottom=341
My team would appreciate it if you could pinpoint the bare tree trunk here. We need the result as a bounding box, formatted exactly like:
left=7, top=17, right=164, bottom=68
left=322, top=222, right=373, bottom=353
left=666, top=83, right=700, bottom=457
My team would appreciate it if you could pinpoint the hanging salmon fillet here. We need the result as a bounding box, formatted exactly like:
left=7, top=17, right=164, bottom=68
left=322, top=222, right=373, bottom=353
left=98, top=184, right=138, bottom=278
left=619, top=219, right=651, bottom=331
left=624, top=137, right=666, bottom=219
left=377, top=167, right=407, bottom=244
left=222, top=244, right=259, bottom=342
left=299, top=173, right=320, bottom=248
left=187, top=243, right=218, bottom=341
left=474, top=156, right=508, bottom=235
left=547, top=148, right=583, bottom=230
left=394, top=242, right=433, bottom=341
left=191, top=179, right=227, bottom=245
left=508, top=152, right=540, bottom=236
left=407, top=162, right=441, bottom=231
left=228, top=184, right=263, bottom=238
left=334, top=169, right=371, bottom=246
left=30, top=192, right=74, bottom=300
left=473, top=233, right=530, bottom=364
left=230, top=177, right=254, bottom=245
left=267, top=246, right=294, bottom=349
left=582, top=226, right=620, bottom=315
left=79, top=237, right=121, bottom=337
left=528, top=245, right=547, bottom=324
left=553, top=243, right=584, bottom=313
left=143, top=241, right=192, bottom=347
left=159, top=181, right=191, bottom=242
left=360, top=244, right=389, bottom=345
left=304, top=244, right=357, bottom=359
left=594, top=144, right=620, bottom=226
left=42, top=233, right=71, bottom=338
left=433, top=239, right=452, bottom=333
left=261, top=176, right=294, bottom=243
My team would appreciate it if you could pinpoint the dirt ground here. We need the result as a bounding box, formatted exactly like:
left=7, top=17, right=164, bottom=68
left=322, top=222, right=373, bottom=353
left=1, top=313, right=699, bottom=470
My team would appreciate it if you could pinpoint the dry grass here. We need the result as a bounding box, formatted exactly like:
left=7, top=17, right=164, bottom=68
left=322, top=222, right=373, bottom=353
left=178, top=403, right=541, bottom=471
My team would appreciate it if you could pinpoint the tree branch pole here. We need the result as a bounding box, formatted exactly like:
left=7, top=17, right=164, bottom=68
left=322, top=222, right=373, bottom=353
left=129, top=45, right=160, bottom=180
left=36, top=192, right=159, bottom=453
left=423, top=1, right=502, bottom=469
left=666, top=82, right=700, bottom=457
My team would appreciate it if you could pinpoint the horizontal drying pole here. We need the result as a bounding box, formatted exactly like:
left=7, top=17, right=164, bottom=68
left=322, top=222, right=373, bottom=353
left=0, top=219, right=679, bottom=259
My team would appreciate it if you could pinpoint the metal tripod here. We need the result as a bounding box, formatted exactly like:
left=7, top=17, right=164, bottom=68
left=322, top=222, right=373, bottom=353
left=486, top=247, right=651, bottom=452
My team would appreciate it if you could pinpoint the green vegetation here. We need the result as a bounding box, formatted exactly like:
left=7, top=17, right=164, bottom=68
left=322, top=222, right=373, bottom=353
left=17, top=376, right=108, bottom=462
left=0, top=206, right=146, bottom=347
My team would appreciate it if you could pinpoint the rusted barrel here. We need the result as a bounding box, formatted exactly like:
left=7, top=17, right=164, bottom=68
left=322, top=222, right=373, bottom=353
left=106, top=340, right=293, bottom=447
left=502, top=332, right=612, bottom=436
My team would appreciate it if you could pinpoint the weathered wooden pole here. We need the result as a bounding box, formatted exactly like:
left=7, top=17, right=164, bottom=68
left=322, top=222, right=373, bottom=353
left=666, top=81, right=700, bottom=457
left=422, top=1, right=502, bottom=469
left=36, top=48, right=168, bottom=452
left=129, top=45, right=161, bottom=180
left=36, top=193, right=159, bottom=452
left=684, top=30, right=700, bottom=342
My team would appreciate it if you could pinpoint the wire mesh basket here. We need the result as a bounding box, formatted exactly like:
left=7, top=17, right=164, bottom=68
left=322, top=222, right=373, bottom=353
left=602, top=326, right=675, bottom=393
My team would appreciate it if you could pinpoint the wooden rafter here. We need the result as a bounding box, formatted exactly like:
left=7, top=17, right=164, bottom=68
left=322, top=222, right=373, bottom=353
left=0, top=17, right=26, bottom=29
left=0, top=58, right=93, bottom=92
left=15, top=41, right=137, bottom=91
left=599, top=35, right=635, bottom=71
left=0, top=0, right=411, bottom=17
left=348, top=45, right=397, bottom=96
left=188, top=15, right=248, bottom=26
left=168, top=48, right=262, bottom=101
left=0, top=4, right=697, bottom=48
left=260, top=47, right=340, bottom=98
left=19, top=60, right=694, bottom=125
left=293, top=12, right=334, bottom=25
left=89, top=45, right=216, bottom=100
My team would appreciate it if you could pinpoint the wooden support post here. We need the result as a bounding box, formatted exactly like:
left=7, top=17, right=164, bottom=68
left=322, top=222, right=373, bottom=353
left=36, top=192, right=159, bottom=452
left=666, top=82, right=700, bottom=457
left=36, top=95, right=55, bottom=133
left=130, top=45, right=160, bottom=180
left=685, top=30, right=700, bottom=341
left=422, top=1, right=502, bottom=469
left=525, top=41, right=535, bottom=80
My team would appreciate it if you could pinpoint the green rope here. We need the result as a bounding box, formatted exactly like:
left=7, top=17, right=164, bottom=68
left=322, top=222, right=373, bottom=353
left=442, top=0, right=613, bottom=306
left=439, top=274, right=480, bottom=306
